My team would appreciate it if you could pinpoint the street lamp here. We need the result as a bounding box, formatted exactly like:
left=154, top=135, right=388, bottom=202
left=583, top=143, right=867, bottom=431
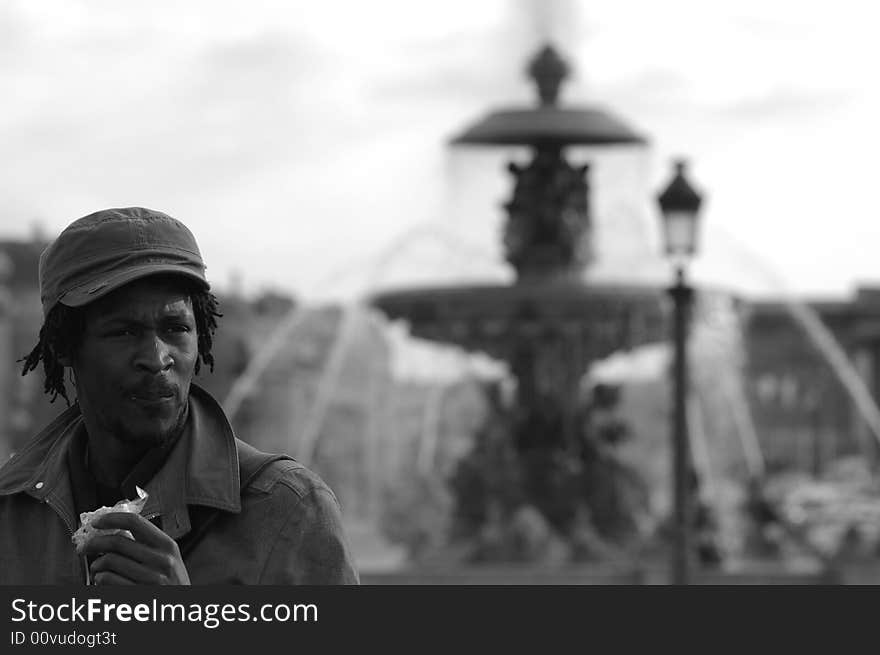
left=657, top=158, right=703, bottom=585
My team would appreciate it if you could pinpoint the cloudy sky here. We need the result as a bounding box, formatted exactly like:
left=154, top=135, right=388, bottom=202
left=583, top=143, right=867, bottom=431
left=1, top=0, right=878, bottom=301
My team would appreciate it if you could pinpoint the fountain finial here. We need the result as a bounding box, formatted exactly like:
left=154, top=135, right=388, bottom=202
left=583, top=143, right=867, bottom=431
left=527, top=44, right=569, bottom=106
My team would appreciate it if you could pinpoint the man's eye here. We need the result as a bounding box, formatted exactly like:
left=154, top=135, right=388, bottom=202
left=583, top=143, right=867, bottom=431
left=108, top=328, right=136, bottom=337
left=167, top=324, right=191, bottom=333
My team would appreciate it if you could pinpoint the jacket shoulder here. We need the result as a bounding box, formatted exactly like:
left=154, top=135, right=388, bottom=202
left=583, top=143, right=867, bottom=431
left=0, top=404, right=81, bottom=493
left=234, top=439, right=336, bottom=500
left=250, top=458, right=337, bottom=501
left=232, top=441, right=359, bottom=584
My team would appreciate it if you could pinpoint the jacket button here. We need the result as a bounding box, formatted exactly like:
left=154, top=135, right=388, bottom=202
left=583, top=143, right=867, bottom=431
left=34, top=482, right=44, bottom=489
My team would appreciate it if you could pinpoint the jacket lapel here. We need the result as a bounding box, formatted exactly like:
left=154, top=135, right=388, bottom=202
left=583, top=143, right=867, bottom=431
left=137, top=384, right=242, bottom=539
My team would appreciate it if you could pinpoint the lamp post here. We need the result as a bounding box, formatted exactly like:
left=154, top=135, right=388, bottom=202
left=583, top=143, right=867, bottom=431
left=657, top=158, right=703, bottom=585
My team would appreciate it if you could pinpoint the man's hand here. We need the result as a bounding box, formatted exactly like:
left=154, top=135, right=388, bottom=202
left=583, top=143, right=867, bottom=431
left=81, top=512, right=191, bottom=585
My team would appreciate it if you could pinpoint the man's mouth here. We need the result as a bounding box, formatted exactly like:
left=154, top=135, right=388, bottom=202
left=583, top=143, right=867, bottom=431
left=129, top=389, right=176, bottom=405
left=130, top=394, right=174, bottom=405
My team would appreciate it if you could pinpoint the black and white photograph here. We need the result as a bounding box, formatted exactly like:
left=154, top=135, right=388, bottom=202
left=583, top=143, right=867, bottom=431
left=2, top=0, right=880, bottom=610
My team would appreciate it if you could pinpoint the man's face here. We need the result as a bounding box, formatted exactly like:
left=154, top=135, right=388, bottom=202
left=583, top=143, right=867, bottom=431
left=70, top=276, right=199, bottom=449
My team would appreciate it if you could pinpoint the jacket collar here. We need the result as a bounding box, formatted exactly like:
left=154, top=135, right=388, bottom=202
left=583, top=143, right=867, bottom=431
left=0, top=384, right=241, bottom=540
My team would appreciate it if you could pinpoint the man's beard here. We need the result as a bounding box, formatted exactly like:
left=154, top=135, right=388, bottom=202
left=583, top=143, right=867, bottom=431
left=113, top=400, right=190, bottom=449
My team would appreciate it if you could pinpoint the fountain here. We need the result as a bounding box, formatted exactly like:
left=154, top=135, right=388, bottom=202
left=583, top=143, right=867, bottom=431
left=368, top=44, right=670, bottom=562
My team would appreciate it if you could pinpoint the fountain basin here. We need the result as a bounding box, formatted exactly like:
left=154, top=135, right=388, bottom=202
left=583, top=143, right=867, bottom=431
left=370, top=280, right=668, bottom=362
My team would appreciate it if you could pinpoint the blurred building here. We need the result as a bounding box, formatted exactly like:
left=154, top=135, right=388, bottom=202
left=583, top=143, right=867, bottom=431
left=743, top=287, right=880, bottom=473
left=0, top=236, right=55, bottom=459
left=0, top=251, right=13, bottom=462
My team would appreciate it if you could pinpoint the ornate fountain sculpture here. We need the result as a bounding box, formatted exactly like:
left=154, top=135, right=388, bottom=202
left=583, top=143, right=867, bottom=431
left=370, top=44, right=669, bottom=559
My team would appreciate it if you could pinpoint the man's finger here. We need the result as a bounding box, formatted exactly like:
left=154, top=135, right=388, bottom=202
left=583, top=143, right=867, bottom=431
left=91, top=552, right=169, bottom=585
left=91, top=512, right=170, bottom=548
left=80, top=532, right=162, bottom=567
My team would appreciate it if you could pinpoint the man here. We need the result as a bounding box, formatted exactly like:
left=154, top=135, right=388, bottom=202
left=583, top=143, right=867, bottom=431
left=0, top=207, right=360, bottom=585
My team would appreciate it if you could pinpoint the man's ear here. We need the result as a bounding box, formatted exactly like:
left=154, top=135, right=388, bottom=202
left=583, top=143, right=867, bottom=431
left=57, top=351, right=72, bottom=367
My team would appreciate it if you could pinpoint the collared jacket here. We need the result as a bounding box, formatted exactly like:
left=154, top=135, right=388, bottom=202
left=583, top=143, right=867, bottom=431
left=0, top=385, right=360, bottom=585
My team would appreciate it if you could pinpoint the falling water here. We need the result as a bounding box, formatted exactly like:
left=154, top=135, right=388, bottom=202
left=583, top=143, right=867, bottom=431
left=295, top=304, right=363, bottom=465
left=222, top=305, right=310, bottom=422
left=710, top=225, right=880, bottom=454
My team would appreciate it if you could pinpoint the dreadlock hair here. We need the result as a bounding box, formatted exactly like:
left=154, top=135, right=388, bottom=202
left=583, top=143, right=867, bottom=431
left=19, top=277, right=222, bottom=406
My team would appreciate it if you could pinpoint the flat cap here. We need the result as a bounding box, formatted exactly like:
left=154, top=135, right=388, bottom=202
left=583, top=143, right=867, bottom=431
left=39, top=207, right=209, bottom=318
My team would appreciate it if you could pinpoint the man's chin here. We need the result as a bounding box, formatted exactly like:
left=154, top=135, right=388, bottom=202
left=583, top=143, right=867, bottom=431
left=116, top=412, right=187, bottom=449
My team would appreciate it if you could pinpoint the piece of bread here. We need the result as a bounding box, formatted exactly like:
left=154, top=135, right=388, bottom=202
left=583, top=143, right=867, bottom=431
left=72, top=487, right=148, bottom=554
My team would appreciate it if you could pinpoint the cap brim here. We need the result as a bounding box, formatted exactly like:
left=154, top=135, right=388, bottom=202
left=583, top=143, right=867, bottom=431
left=59, top=263, right=209, bottom=308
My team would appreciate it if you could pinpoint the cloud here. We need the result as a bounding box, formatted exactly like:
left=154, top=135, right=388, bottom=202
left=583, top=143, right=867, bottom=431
left=0, top=2, right=28, bottom=58
left=0, top=26, right=380, bottom=224
left=717, top=87, right=853, bottom=122
left=599, top=69, right=692, bottom=109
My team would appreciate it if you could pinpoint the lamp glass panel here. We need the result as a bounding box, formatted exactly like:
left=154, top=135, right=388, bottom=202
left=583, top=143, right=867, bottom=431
left=662, top=210, right=698, bottom=258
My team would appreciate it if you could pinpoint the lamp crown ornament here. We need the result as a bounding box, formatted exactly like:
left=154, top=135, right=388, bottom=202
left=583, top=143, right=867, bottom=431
left=527, top=44, right=569, bottom=106
left=658, top=158, right=703, bottom=214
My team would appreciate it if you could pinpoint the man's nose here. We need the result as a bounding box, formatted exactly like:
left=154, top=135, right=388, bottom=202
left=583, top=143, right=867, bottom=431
left=134, top=335, right=174, bottom=373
